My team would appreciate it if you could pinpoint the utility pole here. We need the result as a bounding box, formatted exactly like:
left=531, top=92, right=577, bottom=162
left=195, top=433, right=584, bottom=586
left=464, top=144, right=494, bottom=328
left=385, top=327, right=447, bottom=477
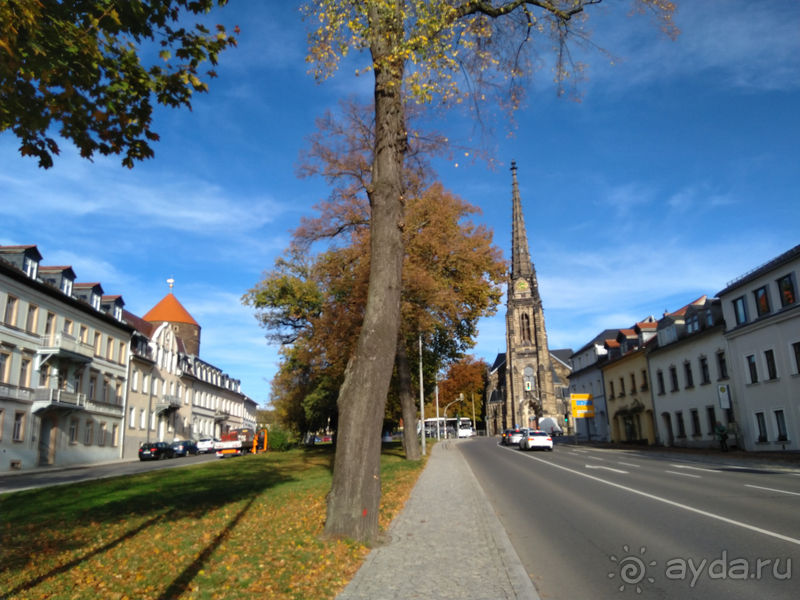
left=471, top=392, right=476, bottom=432
left=435, top=382, right=441, bottom=440
left=419, top=333, right=425, bottom=456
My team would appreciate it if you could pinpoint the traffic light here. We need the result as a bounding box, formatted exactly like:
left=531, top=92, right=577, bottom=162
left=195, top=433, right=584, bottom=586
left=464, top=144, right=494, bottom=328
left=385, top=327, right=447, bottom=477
left=564, top=415, right=569, bottom=423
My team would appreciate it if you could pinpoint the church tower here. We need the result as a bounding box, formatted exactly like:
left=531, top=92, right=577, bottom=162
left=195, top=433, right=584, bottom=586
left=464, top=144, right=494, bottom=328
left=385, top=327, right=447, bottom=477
left=503, top=161, right=557, bottom=428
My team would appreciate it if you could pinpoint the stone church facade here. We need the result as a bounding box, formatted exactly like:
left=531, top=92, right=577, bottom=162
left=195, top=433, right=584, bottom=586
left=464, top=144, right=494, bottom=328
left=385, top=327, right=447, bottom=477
left=486, top=163, right=571, bottom=433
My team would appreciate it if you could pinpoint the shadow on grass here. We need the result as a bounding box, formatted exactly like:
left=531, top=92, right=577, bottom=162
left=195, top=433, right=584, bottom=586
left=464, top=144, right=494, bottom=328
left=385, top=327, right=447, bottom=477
left=3, top=513, right=166, bottom=598
left=157, top=494, right=258, bottom=600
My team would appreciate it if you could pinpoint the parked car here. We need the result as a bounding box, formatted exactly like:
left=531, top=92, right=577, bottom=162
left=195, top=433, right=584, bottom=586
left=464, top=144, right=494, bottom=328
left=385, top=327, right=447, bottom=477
left=139, top=442, right=176, bottom=461
left=520, top=430, right=554, bottom=451
left=197, top=438, right=220, bottom=454
left=172, top=439, right=199, bottom=457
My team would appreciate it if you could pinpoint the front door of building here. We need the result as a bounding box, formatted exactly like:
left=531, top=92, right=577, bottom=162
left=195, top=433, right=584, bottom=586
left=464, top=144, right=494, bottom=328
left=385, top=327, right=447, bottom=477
left=37, top=416, right=57, bottom=466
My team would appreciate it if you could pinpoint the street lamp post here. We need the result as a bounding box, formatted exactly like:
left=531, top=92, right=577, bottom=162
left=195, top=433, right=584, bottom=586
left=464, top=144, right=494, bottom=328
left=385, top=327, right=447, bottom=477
left=435, top=382, right=441, bottom=440
left=419, top=334, right=425, bottom=456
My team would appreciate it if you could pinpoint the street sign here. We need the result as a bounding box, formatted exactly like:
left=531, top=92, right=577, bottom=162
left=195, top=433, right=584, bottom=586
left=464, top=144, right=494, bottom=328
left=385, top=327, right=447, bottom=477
left=717, top=384, right=731, bottom=409
left=570, top=394, right=595, bottom=418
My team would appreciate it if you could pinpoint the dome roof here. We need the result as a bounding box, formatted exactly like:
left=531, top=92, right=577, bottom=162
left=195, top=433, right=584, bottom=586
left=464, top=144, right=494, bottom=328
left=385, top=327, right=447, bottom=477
left=142, top=293, right=199, bottom=326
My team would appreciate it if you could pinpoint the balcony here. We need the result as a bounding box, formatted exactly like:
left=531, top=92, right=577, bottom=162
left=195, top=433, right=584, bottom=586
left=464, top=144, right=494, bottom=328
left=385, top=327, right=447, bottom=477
left=32, top=388, right=86, bottom=413
left=154, top=394, right=182, bottom=415
left=214, top=410, right=230, bottom=423
left=38, top=332, right=94, bottom=362
left=85, top=399, right=124, bottom=416
left=0, top=384, right=34, bottom=402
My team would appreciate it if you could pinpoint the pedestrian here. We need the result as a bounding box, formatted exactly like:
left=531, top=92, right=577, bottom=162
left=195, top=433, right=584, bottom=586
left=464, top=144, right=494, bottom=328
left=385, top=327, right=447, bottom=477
left=714, top=421, right=729, bottom=452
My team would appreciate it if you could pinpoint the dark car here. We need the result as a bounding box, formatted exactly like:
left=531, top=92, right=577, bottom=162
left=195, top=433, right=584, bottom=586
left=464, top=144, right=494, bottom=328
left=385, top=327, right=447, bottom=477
left=171, top=439, right=198, bottom=457
left=139, top=441, right=176, bottom=461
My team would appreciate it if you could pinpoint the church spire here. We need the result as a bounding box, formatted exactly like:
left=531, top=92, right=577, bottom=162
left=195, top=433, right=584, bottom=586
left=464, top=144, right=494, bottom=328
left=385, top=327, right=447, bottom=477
left=510, top=160, right=533, bottom=280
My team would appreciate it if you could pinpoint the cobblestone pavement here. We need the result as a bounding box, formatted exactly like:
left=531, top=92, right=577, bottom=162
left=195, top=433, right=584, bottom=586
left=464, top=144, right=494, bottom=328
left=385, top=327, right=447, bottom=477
left=337, top=440, right=540, bottom=600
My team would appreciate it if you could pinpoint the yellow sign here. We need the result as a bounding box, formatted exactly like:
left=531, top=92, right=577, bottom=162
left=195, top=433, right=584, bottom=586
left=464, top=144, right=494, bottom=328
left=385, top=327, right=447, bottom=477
left=571, top=394, right=595, bottom=418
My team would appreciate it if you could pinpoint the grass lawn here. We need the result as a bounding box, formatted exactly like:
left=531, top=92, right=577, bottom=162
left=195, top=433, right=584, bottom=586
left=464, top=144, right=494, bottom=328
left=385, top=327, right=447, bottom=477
left=0, top=442, right=427, bottom=600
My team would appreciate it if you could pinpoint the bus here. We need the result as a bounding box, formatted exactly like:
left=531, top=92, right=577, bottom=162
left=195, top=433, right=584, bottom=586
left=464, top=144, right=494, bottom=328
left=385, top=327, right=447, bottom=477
left=419, top=417, right=474, bottom=439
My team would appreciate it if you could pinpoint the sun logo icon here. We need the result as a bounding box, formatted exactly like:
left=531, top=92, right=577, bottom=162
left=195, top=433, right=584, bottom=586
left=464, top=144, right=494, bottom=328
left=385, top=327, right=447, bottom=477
left=609, top=545, right=656, bottom=593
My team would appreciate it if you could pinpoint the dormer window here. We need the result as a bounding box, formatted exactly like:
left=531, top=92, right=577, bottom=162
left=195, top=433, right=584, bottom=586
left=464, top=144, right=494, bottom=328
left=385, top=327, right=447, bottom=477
left=705, top=309, right=713, bottom=326
left=91, top=294, right=101, bottom=310
left=23, top=256, right=38, bottom=279
left=62, top=279, right=73, bottom=296
left=686, top=315, right=699, bottom=333
left=114, top=305, right=122, bottom=321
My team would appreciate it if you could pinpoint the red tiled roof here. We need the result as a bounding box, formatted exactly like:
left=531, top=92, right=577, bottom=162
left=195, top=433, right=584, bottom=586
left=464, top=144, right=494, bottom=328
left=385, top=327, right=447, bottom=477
left=102, top=295, right=122, bottom=301
left=0, top=245, right=37, bottom=250
left=123, top=310, right=155, bottom=338
left=143, top=293, right=199, bottom=326
left=670, top=295, right=707, bottom=316
left=74, top=282, right=102, bottom=288
left=39, top=265, right=73, bottom=271
left=636, top=322, right=657, bottom=330
left=619, top=329, right=637, bottom=337
left=605, top=339, right=620, bottom=348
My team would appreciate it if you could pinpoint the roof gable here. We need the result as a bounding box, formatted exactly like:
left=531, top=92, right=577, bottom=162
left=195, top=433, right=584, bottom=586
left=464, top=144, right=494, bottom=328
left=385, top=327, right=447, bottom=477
left=143, top=293, right=199, bottom=326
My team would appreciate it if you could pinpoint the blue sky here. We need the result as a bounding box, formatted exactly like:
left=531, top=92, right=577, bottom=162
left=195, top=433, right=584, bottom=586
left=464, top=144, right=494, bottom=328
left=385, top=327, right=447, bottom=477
left=1, top=1, right=798, bottom=407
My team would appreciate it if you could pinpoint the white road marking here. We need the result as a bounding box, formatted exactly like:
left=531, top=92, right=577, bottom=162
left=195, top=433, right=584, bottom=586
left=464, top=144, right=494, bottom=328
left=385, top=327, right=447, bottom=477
left=500, top=445, right=800, bottom=547
left=618, top=462, right=641, bottom=468
left=669, top=464, right=717, bottom=473
left=570, top=450, right=588, bottom=454
left=586, top=465, right=628, bottom=474
left=665, top=470, right=701, bottom=478
left=587, top=456, right=603, bottom=461
left=745, top=485, right=800, bottom=497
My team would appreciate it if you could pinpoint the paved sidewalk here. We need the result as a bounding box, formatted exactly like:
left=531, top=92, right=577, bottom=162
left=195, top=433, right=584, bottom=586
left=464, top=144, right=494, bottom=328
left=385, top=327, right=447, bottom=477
left=337, top=440, right=539, bottom=600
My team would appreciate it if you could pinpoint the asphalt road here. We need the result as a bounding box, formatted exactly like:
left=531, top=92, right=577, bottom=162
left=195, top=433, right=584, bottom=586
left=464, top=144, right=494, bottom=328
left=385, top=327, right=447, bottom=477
left=459, top=437, right=800, bottom=600
left=0, top=452, right=219, bottom=494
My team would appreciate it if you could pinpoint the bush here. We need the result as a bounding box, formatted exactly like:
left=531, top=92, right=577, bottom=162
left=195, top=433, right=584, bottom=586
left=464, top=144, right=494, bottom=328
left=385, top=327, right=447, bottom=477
left=267, top=425, right=292, bottom=452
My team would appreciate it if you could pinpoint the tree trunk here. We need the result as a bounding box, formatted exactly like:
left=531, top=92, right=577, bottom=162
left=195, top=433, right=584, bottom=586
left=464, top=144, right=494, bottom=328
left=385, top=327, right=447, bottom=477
left=396, top=333, right=421, bottom=461
left=322, top=11, right=407, bottom=543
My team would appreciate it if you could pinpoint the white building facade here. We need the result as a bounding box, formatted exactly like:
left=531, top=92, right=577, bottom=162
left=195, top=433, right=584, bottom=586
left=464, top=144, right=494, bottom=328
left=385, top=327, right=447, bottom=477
left=717, top=244, right=800, bottom=452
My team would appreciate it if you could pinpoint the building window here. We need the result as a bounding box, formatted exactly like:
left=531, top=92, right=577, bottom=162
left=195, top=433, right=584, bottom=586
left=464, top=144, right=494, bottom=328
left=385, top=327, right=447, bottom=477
left=753, top=286, right=770, bottom=317
left=13, top=411, right=25, bottom=441
left=656, top=371, right=665, bottom=395
left=609, top=380, right=615, bottom=398
left=62, top=278, right=72, bottom=296
left=706, top=406, right=717, bottom=434
left=675, top=412, right=686, bottom=438
left=129, top=407, right=135, bottom=428
left=63, top=319, right=73, bottom=335
left=84, top=421, right=93, bottom=445
left=764, top=349, right=778, bottom=380
left=705, top=309, right=714, bottom=327
left=38, top=363, right=50, bottom=387
left=98, top=422, right=107, bottom=446
left=23, top=256, right=38, bottom=279
left=746, top=355, right=758, bottom=384
left=0, top=351, right=10, bottom=383
left=777, top=274, right=797, bottom=307
left=140, top=408, right=146, bottom=429
left=684, top=363, right=694, bottom=388
left=4, top=295, right=18, bottom=326
left=619, top=378, right=626, bottom=396
left=111, top=424, right=119, bottom=447
left=699, top=357, right=710, bottom=384
left=691, top=410, right=701, bottom=436
left=106, top=337, right=114, bottom=361
left=44, top=312, right=55, bottom=343
left=669, top=366, right=679, bottom=392
left=755, top=412, right=767, bottom=442
left=69, top=419, right=79, bottom=443
left=118, top=342, right=126, bottom=364
left=630, top=373, right=636, bottom=392
left=26, top=305, right=38, bottom=332
left=89, top=375, right=97, bottom=400
left=94, top=332, right=102, bottom=355
left=774, top=410, right=788, bottom=441
left=686, top=314, right=699, bottom=333
left=520, top=313, right=531, bottom=342
left=641, top=370, right=648, bottom=391
left=733, top=297, right=747, bottom=325
left=19, top=357, right=31, bottom=388
left=717, top=352, right=729, bottom=379
left=131, top=369, right=138, bottom=392
left=80, top=325, right=88, bottom=343
left=793, top=342, right=800, bottom=374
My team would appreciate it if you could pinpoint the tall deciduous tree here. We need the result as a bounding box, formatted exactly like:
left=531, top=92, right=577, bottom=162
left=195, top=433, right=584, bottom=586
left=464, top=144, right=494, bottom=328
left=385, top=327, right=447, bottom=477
left=0, top=0, right=236, bottom=168
left=303, top=0, right=677, bottom=542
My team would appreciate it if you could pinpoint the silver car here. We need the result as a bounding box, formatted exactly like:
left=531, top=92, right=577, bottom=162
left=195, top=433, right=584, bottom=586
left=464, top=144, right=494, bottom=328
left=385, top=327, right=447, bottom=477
left=196, top=437, right=220, bottom=454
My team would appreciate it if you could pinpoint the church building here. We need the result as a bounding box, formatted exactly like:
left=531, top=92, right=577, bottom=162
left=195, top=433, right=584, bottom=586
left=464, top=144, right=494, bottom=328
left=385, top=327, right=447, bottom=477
left=486, top=162, right=572, bottom=434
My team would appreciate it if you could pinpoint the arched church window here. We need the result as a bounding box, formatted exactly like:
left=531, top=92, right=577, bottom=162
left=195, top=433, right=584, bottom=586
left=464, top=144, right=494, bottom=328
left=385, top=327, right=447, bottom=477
left=521, top=313, right=531, bottom=342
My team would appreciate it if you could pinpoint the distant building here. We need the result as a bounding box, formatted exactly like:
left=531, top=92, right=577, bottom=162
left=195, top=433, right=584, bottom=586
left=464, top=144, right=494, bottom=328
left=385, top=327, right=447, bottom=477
left=601, top=319, right=658, bottom=445
left=568, top=329, right=621, bottom=442
left=646, top=296, right=733, bottom=449
left=485, top=163, right=571, bottom=432
left=717, top=243, right=800, bottom=452
left=1, top=245, right=132, bottom=471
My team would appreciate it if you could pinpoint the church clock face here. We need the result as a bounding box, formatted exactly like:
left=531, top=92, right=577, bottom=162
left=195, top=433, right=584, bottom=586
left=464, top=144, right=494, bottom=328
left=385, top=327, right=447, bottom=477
left=515, top=279, right=529, bottom=292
